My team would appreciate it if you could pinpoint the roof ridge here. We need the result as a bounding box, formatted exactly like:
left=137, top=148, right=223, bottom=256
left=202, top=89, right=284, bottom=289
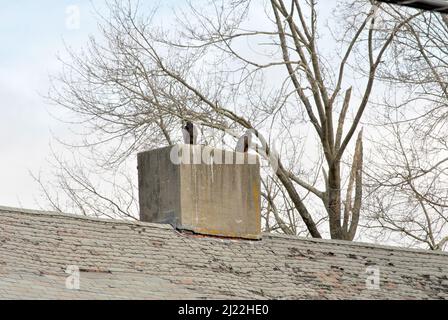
left=1, top=205, right=447, bottom=256
left=264, top=233, right=448, bottom=256
left=0, top=205, right=172, bottom=230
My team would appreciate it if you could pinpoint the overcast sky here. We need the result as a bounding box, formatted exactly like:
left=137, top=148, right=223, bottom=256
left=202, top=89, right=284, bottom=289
left=0, top=0, right=186, bottom=210
left=0, top=1, right=101, bottom=208
left=0, top=0, right=336, bottom=211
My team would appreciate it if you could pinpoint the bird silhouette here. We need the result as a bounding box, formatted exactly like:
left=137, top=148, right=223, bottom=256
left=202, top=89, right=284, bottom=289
left=182, top=120, right=198, bottom=145
left=236, top=130, right=252, bottom=153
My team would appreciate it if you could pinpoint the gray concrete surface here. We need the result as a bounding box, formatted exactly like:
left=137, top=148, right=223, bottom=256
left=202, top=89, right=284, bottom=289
left=138, top=145, right=261, bottom=239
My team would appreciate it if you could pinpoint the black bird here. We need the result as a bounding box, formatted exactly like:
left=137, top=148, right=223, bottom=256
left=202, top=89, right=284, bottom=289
left=236, top=130, right=252, bottom=153
left=182, top=120, right=198, bottom=145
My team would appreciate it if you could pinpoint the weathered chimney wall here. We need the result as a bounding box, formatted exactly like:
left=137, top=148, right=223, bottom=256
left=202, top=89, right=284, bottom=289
left=138, top=145, right=261, bottom=239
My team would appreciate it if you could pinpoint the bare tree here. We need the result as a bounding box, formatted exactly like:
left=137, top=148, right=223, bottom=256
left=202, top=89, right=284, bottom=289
left=360, top=4, right=448, bottom=250
left=32, top=148, right=138, bottom=220
left=42, top=0, right=415, bottom=240
left=364, top=117, right=448, bottom=250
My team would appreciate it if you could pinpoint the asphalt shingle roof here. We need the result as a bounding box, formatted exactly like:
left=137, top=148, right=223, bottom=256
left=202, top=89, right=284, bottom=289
left=0, top=205, right=447, bottom=299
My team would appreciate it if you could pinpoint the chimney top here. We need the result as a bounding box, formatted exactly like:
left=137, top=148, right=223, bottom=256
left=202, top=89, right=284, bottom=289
left=137, top=144, right=261, bottom=239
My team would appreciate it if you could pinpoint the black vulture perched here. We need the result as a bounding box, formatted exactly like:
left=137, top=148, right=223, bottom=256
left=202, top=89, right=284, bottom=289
left=182, top=120, right=198, bottom=145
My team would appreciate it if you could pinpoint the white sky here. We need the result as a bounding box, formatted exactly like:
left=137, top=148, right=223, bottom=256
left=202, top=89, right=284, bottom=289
left=0, top=0, right=190, bottom=209
left=0, top=0, right=375, bottom=211
left=0, top=1, right=101, bottom=208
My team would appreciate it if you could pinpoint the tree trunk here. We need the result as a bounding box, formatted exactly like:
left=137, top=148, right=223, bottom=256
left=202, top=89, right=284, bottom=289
left=327, top=161, right=343, bottom=239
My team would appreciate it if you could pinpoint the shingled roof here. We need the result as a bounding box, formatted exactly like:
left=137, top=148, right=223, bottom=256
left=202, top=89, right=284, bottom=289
left=1, top=205, right=447, bottom=300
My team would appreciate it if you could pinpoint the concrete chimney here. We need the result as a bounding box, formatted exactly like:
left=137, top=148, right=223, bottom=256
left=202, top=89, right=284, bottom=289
left=137, top=145, right=261, bottom=239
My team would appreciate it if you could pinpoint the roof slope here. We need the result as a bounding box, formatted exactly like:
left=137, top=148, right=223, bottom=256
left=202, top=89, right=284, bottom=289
left=0, top=206, right=447, bottom=300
